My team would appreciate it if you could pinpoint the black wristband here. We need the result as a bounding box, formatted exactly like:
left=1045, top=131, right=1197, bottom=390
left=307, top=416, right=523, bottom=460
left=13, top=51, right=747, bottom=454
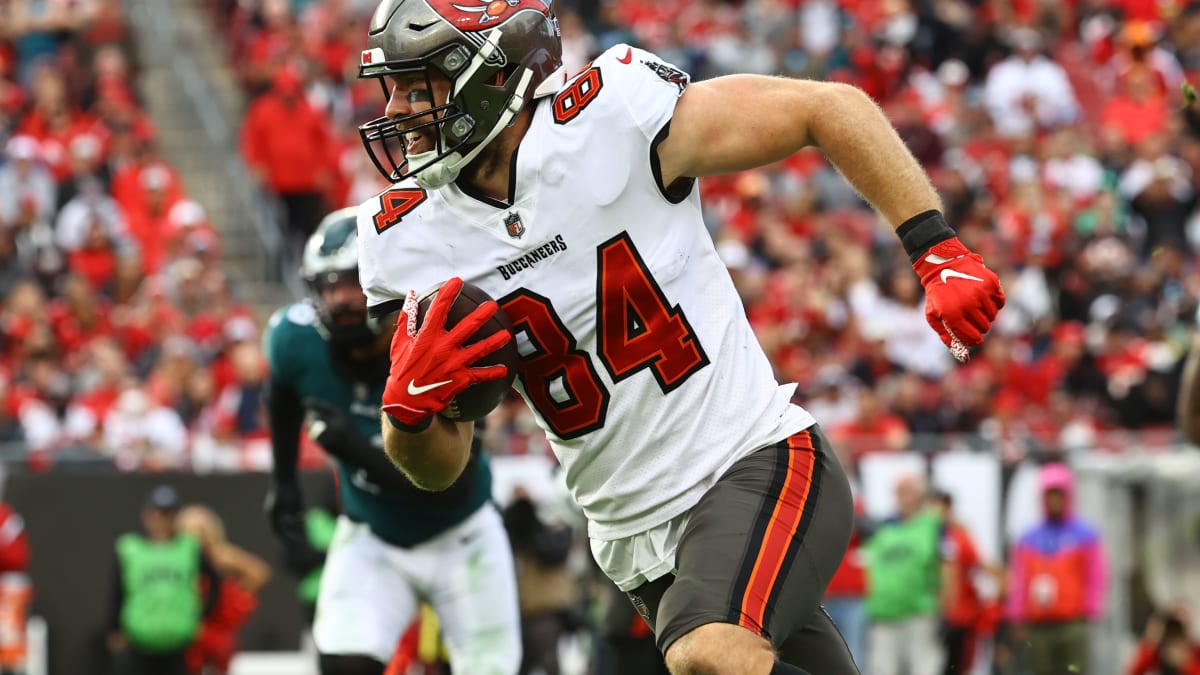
left=386, top=412, right=432, bottom=433
left=897, top=210, right=956, bottom=264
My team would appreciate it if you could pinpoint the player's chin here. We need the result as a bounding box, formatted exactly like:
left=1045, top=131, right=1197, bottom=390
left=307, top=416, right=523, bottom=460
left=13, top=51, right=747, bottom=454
left=330, top=308, right=367, bottom=327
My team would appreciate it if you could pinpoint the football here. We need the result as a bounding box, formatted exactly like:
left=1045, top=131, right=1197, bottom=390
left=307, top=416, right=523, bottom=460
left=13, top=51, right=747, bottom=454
left=415, top=280, right=519, bottom=421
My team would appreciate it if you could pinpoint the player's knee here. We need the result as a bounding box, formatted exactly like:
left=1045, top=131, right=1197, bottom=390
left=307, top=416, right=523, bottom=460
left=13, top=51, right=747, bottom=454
left=318, top=653, right=386, bottom=675
left=665, top=623, right=775, bottom=675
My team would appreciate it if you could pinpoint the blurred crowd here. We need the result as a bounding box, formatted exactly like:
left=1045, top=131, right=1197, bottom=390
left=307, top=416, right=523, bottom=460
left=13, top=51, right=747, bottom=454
left=0, top=0, right=281, bottom=472
left=0, top=0, right=1196, bottom=473
left=217, top=0, right=1200, bottom=471
left=0, top=1, right=1198, bottom=674
left=458, top=1, right=1200, bottom=471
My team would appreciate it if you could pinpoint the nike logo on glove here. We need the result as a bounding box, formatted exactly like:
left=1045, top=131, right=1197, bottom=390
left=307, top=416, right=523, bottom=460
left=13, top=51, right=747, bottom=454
left=407, top=379, right=452, bottom=395
left=924, top=253, right=966, bottom=265
left=940, top=269, right=985, bottom=284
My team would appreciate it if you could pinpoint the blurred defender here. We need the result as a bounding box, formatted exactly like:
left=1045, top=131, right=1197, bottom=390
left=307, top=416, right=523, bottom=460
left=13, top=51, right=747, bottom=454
left=262, top=209, right=520, bottom=675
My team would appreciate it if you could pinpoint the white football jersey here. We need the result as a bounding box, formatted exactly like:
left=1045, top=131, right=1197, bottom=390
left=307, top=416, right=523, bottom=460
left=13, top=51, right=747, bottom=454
left=357, top=45, right=815, bottom=540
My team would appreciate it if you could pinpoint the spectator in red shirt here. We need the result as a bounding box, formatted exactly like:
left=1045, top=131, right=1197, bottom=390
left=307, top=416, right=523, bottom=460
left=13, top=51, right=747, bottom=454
left=932, top=491, right=1005, bottom=675
left=0, top=502, right=28, bottom=573
left=66, top=214, right=121, bottom=292
left=240, top=66, right=333, bottom=258
left=239, top=0, right=304, bottom=96
left=47, top=275, right=113, bottom=368
left=1127, top=606, right=1200, bottom=675
left=177, top=505, right=271, bottom=675
left=69, top=338, right=131, bottom=445
left=1101, top=65, right=1169, bottom=148
left=110, top=152, right=185, bottom=223
left=0, top=501, right=30, bottom=674
left=144, top=335, right=200, bottom=411
left=831, top=387, right=912, bottom=458
left=20, top=102, right=102, bottom=185
left=122, top=164, right=182, bottom=274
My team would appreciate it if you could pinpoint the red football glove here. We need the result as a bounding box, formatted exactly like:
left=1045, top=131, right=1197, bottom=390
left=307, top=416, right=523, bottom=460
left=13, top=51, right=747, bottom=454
left=912, top=237, right=1006, bottom=362
left=381, top=277, right=512, bottom=428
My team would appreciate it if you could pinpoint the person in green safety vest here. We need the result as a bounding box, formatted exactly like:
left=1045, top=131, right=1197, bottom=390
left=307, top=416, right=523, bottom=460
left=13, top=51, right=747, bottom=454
left=863, top=472, right=952, bottom=675
left=107, top=485, right=220, bottom=675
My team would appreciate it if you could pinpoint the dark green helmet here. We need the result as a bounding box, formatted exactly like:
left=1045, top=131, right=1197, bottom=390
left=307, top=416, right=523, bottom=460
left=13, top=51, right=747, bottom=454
left=301, top=208, right=383, bottom=345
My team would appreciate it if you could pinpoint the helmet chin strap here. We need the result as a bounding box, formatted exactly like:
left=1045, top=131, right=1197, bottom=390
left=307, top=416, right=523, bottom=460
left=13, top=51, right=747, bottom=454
left=412, top=67, right=534, bottom=190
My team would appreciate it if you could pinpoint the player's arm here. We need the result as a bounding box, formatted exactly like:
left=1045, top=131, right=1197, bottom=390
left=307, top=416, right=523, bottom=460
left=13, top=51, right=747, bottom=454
left=260, top=317, right=327, bottom=574
left=1177, top=328, right=1200, bottom=446
left=198, top=552, right=222, bottom=619
left=265, top=376, right=304, bottom=485
left=304, top=397, right=435, bottom=492
left=263, top=377, right=326, bottom=573
left=660, top=77, right=938, bottom=225
left=380, top=414, right=476, bottom=491
left=660, top=77, right=1005, bottom=358
left=212, top=542, right=273, bottom=593
left=378, top=277, right=510, bottom=491
left=261, top=310, right=310, bottom=481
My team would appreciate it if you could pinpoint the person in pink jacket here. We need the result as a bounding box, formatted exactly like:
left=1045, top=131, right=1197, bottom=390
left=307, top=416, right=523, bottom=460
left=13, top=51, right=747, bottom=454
left=1008, top=463, right=1108, bottom=675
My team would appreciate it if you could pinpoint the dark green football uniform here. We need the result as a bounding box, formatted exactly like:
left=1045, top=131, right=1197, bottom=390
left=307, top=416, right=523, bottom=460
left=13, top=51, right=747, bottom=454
left=263, top=302, right=492, bottom=547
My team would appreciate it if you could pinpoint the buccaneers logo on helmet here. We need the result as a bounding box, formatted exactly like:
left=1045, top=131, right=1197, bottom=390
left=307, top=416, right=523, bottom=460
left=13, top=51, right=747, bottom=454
left=427, top=0, right=551, bottom=30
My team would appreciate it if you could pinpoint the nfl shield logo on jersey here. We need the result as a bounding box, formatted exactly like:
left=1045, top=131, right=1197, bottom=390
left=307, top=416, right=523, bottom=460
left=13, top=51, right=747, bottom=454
left=504, top=212, right=525, bottom=239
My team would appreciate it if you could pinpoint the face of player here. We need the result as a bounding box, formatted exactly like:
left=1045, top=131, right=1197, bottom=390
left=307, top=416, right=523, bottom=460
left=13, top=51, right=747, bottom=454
left=384, top=71, right=453, bottom=159
left=314, top=271, right=369, bottom=329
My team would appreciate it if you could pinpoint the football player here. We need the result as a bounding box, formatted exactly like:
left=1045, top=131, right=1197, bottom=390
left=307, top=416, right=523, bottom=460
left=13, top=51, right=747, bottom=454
left=351, top=1, right=1006, bottom=673
left=262, top=208, right=521, bottom=675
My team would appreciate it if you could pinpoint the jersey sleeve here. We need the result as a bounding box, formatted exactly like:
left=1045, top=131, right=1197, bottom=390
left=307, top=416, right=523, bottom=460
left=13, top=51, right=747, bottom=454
left=569, top=45, right=695, bottom=202
left=598, top=45, right=690, bottom=144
